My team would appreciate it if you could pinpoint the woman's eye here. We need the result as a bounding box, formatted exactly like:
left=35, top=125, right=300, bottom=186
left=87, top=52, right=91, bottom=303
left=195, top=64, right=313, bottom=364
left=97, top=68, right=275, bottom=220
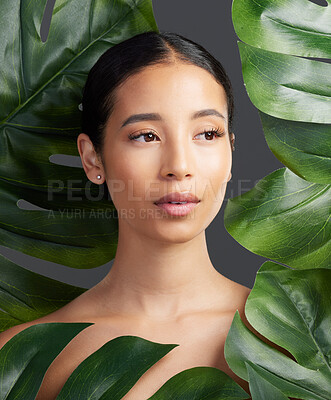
left=128, top=128, right=225, bottom=142
left=128, top=132, right=160, bottom=142
left=195, top=129, right=225, bottom=141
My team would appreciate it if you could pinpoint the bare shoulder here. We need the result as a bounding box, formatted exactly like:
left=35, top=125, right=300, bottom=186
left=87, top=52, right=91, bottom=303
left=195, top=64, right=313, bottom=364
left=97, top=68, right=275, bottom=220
left=231, top=280, right=251, bottom=301
left=216, top=274, right=251, bottom=311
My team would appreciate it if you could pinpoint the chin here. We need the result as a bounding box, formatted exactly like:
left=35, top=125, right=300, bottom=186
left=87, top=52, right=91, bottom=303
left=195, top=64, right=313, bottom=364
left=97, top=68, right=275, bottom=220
left=145, top=220, right=204, bottom=243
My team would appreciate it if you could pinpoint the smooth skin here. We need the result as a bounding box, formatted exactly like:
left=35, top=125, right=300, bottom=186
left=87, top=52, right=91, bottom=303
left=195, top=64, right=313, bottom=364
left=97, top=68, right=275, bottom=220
left=0, top=61, right=289, bottom=399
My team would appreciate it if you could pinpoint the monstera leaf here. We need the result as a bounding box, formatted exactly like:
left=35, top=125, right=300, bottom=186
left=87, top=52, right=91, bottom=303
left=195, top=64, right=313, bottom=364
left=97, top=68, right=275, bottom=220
left=224, top=261, right=331, bottom=399
left=224, top=167, right=331, bottom=269
left=232, top=0, right=331, bottom=58
left=0, top=322, right=248, bottom=400
left=225, top=0, right=331, bottom=267
left=0, top=0, right=158, bottom=270
left=1, top=0, right=329, bottom=399
left=0, top=322, right=92, bottom=400
left=245, top=363, right=290, bottom=400
left=232, top=0, right=331, bottom=184
left=0, top=1, right=251, bottom=398
left=0, top=252, right=87, bottom=332
left=258, top=112, right=331, bottom=185
left=147, top=367, right=249, bottom=400
left=56, top=334, right=179, bottom=400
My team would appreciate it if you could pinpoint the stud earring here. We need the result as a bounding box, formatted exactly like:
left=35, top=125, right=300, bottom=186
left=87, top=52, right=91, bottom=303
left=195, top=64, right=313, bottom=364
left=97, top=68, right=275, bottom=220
left=97, top=175, right=101, bottom=180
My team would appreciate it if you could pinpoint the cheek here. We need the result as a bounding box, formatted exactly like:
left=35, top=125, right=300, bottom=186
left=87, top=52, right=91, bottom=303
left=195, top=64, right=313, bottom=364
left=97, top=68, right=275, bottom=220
left=106, top=153, right=150, bottom=207
left=200, top=148, right=232, bottom=191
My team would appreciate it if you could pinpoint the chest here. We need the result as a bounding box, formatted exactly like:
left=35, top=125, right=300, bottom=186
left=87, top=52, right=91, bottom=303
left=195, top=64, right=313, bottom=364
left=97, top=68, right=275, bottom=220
left=34, top=314, right=245, bottom=399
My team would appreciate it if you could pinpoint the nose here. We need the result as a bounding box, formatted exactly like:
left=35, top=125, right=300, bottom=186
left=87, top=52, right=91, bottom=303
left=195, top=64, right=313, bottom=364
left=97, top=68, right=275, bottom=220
left=159, top=136, right=194, bottom=180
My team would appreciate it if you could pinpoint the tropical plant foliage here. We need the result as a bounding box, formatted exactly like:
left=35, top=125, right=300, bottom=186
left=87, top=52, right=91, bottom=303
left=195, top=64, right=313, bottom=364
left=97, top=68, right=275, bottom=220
left=225, top=0, right=331, bottom=265
left=0, top=0, right=249, bottom=398
left=225, top=262, right=331, bottom=399
left=223, top=0, right=331, bottom=397
left=0, top=0, right=161, bottom=271
left=0, top=324, right=248, bottom=399
left=0, top=0, right=330, bottom=399
left=0, top=0, right=158, bottom=327
left=0, top=252, right=87, bottom=332
left=224, top=167, right=331, bottom=269
left=231, top=0, right=331, bottom=184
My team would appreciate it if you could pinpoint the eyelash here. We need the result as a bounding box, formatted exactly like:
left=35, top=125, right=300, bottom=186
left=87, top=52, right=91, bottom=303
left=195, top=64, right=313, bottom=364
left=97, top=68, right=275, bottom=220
left=128, top=127, right=225, bottom=142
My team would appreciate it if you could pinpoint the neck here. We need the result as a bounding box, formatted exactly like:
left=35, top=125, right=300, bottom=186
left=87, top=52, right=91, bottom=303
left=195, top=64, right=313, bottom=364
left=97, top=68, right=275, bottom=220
left=95, top=219, right=230, bottom=322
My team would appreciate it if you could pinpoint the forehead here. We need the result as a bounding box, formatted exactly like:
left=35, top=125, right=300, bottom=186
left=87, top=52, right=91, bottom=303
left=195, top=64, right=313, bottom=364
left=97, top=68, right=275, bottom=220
left=112, top=63, right=228, bottom=117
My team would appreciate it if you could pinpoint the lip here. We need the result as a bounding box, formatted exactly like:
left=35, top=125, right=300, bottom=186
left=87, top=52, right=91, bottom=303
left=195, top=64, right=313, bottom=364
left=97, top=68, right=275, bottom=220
left=154, top=202, right=199, bottom=216
left=154, top=192, right=200, bottom=205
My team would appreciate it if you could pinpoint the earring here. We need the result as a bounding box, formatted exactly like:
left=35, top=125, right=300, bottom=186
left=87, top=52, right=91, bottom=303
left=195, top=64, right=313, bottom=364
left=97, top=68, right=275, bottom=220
left=97, top=175, right=101, bottom=180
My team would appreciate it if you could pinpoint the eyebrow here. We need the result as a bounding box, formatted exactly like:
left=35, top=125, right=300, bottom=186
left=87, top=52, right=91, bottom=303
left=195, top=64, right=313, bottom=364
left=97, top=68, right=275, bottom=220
left=120, top=108, right=225, bottom=128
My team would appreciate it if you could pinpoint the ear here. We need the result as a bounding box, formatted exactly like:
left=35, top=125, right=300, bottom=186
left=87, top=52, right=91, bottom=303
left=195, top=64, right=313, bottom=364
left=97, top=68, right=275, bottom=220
left=230, top=132, right=235, bottom=151
left=227, top=132, right=235, bottom=182
left=77, top=133, right=105, bottom=184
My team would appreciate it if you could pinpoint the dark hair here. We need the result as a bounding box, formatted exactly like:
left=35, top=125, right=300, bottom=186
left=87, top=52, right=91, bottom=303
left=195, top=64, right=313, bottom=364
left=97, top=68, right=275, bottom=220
left=81, top=30, right=234, bottom=163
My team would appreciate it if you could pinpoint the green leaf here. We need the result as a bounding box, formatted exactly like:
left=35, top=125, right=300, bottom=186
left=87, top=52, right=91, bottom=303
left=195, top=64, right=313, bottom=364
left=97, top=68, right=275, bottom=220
left=232, top=0, right=331, bottom=183
left=0, top=311, right=19, bottom=334
left=259, top=111, right=331, bottom=185
left=0, top=0, right=158, bottom=268
left=224, top=167, right=331, bottom=269
left=245, top=262, right=331, bottom=375
left=225, top=311, right=330, bottom=399
left=0, top=252, right=86, bottom=332
left=0, top=322, right=92, bottom=400
left=0, top=0, right=158, bottom=126
left=147, top=366, right=249, bottom=400
left=237, top=42, right=331, bottom=124
left=224, top=261, right=331, bottom=399
left=57, top=335, right=178, bottom=400
left=0, top=176, right=119, bottom=269
left=232, top=0, right=331, bottom=59
left=245, top=362, right=289, bottom=400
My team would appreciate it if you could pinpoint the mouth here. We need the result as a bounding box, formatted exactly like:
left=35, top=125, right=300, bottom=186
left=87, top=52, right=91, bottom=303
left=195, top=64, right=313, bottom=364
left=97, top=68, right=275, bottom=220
left=154, top=191, right=200, bottom=205
left=154, top=201, right=200, bottom=216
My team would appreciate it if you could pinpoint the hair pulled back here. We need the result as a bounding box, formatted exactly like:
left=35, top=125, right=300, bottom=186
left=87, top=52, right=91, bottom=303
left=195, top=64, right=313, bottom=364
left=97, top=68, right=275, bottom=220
left=81, top=31, right=234, bottom=162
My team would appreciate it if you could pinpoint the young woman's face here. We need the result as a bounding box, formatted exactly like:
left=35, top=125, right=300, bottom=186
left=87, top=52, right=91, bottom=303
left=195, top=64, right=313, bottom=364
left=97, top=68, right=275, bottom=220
left=100, top=62, right=234, bottom=242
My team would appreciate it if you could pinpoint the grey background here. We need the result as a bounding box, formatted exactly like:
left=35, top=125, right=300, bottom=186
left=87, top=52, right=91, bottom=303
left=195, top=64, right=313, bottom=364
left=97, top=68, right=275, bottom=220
left=0, top=0, right=283, bottom=289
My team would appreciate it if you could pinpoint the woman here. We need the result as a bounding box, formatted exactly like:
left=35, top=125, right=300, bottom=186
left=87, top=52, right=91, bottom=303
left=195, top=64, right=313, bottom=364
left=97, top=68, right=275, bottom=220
left=0, top=31, right=268, bottom=399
